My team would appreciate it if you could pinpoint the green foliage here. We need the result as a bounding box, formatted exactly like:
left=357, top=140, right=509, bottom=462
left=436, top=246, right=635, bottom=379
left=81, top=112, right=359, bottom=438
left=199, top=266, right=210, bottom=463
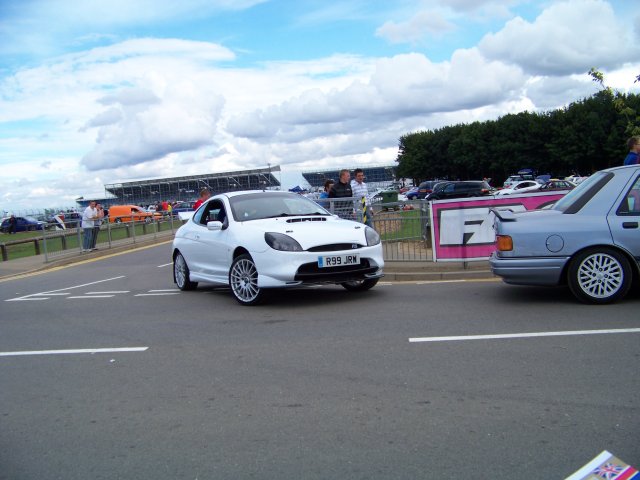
left=397, top=72, right=640, bottom=186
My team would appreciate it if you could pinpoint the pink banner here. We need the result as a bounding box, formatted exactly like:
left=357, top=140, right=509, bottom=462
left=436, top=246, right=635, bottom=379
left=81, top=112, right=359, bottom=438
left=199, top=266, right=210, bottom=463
left=429, top=192, right=567, bottom=261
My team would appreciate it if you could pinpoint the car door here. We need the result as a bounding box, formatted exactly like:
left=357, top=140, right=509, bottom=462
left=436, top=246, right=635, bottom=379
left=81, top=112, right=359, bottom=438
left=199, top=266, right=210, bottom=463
left=187, top=199, right=231, bottom=282
left=610, top=174, right=640, bottom=260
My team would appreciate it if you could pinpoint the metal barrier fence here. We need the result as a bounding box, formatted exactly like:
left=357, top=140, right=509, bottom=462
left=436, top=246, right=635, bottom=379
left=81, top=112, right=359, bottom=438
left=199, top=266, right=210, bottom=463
left=322, top=197, right=433, bottom=262
left=1, top=200, right=433, bottom=263
left=41, top=215, right=182, bottom=262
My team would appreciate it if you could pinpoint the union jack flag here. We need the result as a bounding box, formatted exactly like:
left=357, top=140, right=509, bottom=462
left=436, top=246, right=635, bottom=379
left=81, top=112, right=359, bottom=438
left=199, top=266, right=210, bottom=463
left=593, top=462, right=625, bottom=479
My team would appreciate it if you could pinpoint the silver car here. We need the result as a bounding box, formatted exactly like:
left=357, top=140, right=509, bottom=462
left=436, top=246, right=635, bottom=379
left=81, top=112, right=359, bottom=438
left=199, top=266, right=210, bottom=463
left=490, top=165, right=640, bottom=304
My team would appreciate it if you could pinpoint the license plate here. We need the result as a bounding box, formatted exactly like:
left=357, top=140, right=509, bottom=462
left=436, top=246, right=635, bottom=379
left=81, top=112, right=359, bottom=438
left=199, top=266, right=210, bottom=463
left=318, top=253, right=360, bottom=268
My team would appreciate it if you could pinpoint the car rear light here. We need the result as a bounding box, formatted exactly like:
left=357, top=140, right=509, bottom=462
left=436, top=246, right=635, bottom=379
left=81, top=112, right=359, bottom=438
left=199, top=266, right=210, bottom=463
left=496, top=235, right=513, bottom=251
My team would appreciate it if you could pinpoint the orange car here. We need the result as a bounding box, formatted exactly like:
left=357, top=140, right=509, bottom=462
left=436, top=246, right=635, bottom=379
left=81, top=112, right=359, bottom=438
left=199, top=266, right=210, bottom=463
left=108, top=205, right=163, bottom=223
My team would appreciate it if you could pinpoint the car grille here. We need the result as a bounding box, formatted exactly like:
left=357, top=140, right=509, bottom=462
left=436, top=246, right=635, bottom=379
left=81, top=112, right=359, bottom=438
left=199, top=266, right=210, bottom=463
left=307, top=243, right=364, bottom=252
left=294, top=259, right=377, bottom=282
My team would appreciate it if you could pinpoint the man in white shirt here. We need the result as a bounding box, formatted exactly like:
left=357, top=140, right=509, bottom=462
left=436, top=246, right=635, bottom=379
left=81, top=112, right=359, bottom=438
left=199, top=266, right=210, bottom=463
left=351, top=168, right=373, bottom=227
left=81, top=201, right=98, bottom=252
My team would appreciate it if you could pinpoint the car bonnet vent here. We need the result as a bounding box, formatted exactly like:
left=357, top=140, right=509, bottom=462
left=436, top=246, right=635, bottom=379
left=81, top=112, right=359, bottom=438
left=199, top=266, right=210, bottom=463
left=286, top=217, right=327, bottom=223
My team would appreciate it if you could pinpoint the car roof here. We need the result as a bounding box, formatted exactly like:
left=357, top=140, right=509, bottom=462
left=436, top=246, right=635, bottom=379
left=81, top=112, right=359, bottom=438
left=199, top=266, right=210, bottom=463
left=219, top=189, right=291, bottom=198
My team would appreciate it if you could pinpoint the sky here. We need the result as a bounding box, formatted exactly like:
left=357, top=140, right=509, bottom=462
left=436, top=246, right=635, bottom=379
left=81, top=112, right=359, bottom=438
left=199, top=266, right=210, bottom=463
left=1, top=0, right=639, bottom=212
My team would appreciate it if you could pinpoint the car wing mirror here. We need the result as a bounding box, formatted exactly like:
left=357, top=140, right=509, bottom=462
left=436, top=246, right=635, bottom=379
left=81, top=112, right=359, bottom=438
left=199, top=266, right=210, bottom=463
left=207, top=221, right=223, bottom=231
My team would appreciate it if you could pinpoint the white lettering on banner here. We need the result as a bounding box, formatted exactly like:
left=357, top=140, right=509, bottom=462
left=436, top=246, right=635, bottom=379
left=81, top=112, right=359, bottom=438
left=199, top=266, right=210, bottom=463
left=439, top=205, right=527, bottom=246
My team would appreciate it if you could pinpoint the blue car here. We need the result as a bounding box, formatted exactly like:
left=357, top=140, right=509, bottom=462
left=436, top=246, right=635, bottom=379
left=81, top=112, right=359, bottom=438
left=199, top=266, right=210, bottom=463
left=490, top=164, right=640, bottom=304
left=1, top=216, right=46, bottom=233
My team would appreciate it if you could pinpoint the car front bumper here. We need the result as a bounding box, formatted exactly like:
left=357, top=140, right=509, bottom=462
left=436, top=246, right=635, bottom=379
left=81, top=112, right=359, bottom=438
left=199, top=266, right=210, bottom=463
left=489, top=254, right=569, bottom=286
left=254, top=245, right=384, bottom=288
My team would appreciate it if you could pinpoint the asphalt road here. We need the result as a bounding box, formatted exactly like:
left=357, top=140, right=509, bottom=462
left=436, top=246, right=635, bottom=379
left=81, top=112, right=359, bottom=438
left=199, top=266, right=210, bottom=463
left=1, top=243, right=639, bottom=479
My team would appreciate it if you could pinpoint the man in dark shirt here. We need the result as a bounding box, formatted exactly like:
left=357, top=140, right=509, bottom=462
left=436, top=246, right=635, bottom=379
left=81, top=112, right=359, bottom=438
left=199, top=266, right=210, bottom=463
left=328, top=169, right=353, bottom=218
left=623, top=136, right=640, bottom=165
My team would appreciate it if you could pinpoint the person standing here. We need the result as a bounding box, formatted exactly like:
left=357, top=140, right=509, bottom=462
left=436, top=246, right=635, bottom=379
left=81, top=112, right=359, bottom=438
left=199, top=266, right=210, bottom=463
left=623, top=136, right=640, bottom=165
left=8, top=214, right=17, bottom=234
left=328, top=169, right=353, bottom=218
left=193, top=188, right=211, bottom=210
left=90, top=203, right=104, bottom=250
left=81, top=201, right=98, bottom=252
left=351, top=168, right=373, bottom=227
left=318, top=179, right=334, bottom=207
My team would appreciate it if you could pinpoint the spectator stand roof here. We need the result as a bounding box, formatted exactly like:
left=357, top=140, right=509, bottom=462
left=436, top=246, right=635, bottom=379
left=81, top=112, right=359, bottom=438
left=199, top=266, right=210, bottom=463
left=79, top=166, right=281, bottom=208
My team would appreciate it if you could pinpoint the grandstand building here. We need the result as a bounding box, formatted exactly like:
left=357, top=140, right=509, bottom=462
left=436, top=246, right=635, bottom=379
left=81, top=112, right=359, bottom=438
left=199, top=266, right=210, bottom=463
left=75, top=164, right=399, bottom=209
left=77, top=166, right=281, bottom=208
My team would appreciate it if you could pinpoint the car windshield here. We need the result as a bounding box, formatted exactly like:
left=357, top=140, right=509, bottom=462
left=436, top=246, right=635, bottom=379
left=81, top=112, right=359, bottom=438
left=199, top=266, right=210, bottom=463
left=229, top=193, right=330, bottom=221
left=552, top=171, right=612, bottom=213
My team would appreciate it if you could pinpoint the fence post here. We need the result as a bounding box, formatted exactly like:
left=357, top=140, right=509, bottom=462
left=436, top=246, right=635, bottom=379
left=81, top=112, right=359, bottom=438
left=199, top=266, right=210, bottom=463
left=1, top=244, right=7, bottom=261
left=42, top=228, right=48, bottom=262
left=76, top=222, right=82, bottom=252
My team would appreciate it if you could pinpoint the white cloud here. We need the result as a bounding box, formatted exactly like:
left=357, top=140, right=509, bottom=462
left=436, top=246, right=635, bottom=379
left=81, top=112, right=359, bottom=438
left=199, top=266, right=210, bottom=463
left=479, top=0, right=640, bottom=75
left=376, top=10, right=456, bottom=44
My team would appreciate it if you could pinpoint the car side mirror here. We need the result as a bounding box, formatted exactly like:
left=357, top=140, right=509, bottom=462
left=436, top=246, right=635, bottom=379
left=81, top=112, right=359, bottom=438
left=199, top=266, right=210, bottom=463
left=207, top=221, right=223, bottom=231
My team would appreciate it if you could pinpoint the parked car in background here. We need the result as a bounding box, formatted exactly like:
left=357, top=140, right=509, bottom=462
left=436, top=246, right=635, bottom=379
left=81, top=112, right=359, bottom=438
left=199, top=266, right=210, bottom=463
left=405, top=187, right=420, bottom=200
left=108, top=205, right=162, bottom=223
left=416, top=180, right=442, bottom=199
left=495, top=180, right=541, bottom=196
left=1, top=216, right=46, bottom=233
left=172, top=190, right=384, bottom=305
left=537, top=179, right=576, bottom=192
left=171, top=201, right=197, bottom=215
left=490, top=164, right=640, bottom=304
left=426, top=180, right=492, bottom=201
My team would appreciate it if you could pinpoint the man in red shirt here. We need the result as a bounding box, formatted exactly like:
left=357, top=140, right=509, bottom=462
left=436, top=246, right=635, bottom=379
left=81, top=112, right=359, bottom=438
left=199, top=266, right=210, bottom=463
left=193, top=188, right=211, bottom=210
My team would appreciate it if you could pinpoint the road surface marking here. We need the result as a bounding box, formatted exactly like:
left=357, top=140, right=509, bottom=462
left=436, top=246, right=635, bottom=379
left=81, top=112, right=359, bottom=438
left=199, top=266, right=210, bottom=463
left=5, top=276, right=125, bottom=302
left=0, top=347, right=149, bottom=357
left=68, top=295, right=115, bottom=299
left=148, top=289, right=180, bottom=292
left=409, top=328, right=640, bottom=343
left=157, top=262, right=173, bottom=268
left=85, top=291, right=130, bottom=294
left=134, top=292, right=180, bottom=296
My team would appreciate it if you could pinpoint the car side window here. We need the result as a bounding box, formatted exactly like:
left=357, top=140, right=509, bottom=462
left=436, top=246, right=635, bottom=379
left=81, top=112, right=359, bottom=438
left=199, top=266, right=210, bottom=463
left=617, top=175, right=640, bottom=215
left=196, top=199, right=227, bottom=226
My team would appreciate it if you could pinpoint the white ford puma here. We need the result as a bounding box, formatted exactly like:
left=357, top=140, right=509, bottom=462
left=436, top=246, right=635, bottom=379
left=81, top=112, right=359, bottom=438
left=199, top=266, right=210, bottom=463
left=172, top=190, right=384, bottom=305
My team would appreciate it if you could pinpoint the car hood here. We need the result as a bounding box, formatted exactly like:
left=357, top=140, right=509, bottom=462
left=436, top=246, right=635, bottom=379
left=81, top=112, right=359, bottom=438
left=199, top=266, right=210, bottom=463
left=240, top=216, right=369, bottom=248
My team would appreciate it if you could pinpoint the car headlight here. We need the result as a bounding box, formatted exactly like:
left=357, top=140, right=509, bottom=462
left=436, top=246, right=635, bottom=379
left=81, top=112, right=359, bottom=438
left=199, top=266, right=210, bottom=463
left=265, top=232, right=303, bottom=252
left=365, top=227, right=381, bottom=246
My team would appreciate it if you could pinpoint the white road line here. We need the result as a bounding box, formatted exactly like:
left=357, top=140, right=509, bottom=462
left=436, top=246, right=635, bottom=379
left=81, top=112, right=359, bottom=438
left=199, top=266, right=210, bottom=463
left=85, top=291, right=130, bottom=294
left=0, top=347, right=149, bottom=357
left=157, top=263, right=173, bottom=268
left=409, top=328, right=640, bottom=343
left=148, top=289, right=180, bottom=292
left=5, top=276, right=126, bottom=302
left=134, top=293, right=180, bottom=296
left=9, top=297, right=49, bottom=301
left=68, top=295, right=115, bottom=299
left=34, top=292, right=69, bottom=296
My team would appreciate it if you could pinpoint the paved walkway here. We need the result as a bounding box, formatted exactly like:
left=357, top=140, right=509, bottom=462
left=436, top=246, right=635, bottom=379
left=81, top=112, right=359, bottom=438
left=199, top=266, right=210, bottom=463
left=0, top=232, right=494, bottom=282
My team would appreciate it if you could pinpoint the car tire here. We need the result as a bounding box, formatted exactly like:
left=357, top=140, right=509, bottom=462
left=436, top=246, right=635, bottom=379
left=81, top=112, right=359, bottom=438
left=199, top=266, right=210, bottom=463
left=174, top=252, right=198, bottom=291
left=229, top=254, right=266, bottom=306
left=341, top=278, right=379, bottom=292
left=567, top=248, right=632, bottom=304
left=114, top=218, right=122, bottom=224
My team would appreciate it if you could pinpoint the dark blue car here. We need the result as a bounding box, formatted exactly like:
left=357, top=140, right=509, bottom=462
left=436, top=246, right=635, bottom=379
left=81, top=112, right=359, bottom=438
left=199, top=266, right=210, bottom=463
left=1, top=216, right=46, bottom=233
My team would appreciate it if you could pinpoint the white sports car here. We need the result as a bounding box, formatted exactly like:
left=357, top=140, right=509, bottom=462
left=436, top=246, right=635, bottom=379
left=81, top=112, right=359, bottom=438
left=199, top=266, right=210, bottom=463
left=172, top=190, right=385, bottom=305
left=495, top=180, right=541, bottom=196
